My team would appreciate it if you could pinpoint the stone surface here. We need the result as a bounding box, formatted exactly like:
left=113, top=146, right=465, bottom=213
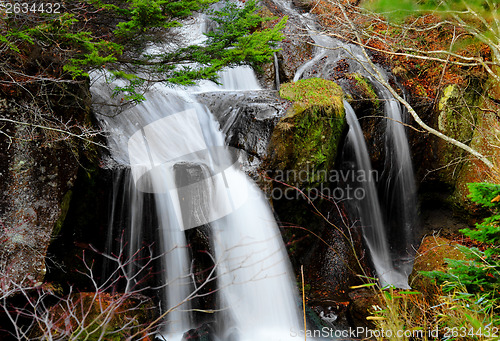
left=408, top=78, right=497, bottom=216
left=260, top=79, right=369, bottom=304
left=347, top=288, right=381, bottom=329
left=261, top=0, right=315, bottom=83
left=409, top=236, right=466, bottom=296
left=266, top=78, right=347, bottom=189
left=182, top=322, right=218, bottom=341
left=277, top=23, right=315, bottom=83
left=0, top=84, right=93, bottom=288
left=434, top=84, right=478, bottom=192
left=196, top=90, right=288, bottom=178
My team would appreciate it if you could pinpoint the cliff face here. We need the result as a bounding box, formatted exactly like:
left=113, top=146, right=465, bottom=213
left=0, top=82, right=95, bottom=287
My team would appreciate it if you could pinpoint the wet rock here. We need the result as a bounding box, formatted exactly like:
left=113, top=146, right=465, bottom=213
left=344, top=73, right=380, bottom=114
left=266, top=78, right=347, bottom=189
left=182, top=322, right=217, bottom=341
left=258, top=61, right=279, bottom=90
left=174, top=162, right=213, bottom=229
left=347, top=288, right=381, bottom=329
left=277, top=22, right=315, bottom=83
left=185, top=226, right=218, bottom=319
left=409, top=236, right=466, bottom=297
left=260, top=0, right=315, bottom=83
left=0, top=83, right=94, bottom=288
left=196, top=90, right=288, bottom=178
left=305, top=221, right=370, bottom=296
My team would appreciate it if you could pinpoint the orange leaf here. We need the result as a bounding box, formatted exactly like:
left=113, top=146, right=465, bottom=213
left=491, top=195, right=500, bottom=203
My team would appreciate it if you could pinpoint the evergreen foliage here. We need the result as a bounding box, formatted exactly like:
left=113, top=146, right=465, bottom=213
left=0, top=0, right=286, bottom=100
left=422, top=182, right=500, bottom=300
left=155, top=0, right=286, bottom=84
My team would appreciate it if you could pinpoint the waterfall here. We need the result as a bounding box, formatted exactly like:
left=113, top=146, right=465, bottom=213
left=380, top=88, right=418, bottom=276
left=210, top=177, right=302, bottom=340
left=343, top=101, right=410, bottom=288
left=273, top=53, right=281, bottom=90
left=280, top=2, right=418, bottom=287
left=91, top=67, right=302, bottom=339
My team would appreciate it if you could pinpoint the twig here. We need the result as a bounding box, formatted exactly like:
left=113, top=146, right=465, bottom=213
left=301, top=265, right=307, bottom=341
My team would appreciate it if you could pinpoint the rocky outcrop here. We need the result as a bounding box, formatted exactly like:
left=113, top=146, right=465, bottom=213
left=453, top=90, right=500, bottom=205
left=197, top=90, right=288, bottom=178
left=261, top=0, right=315, bottom=83
left=410, top=78, right=499, bottom=217
left=259, top=79, right=371, bottom=304
left=266, top=78, right=347, bottom=189
left=409, top=235, right=466, bottom=297
left=427, top=84, right=479, bottom=205
left=0, top=82, right=94, bottom=288
left=277, top=23, right=315, bottom=83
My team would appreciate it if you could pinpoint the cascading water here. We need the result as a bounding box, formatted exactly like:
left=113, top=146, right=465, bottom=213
left=379, top=88, right=418, bottom=277
left=274, top=53, right=281, bottom=90
left=343, top=101, right=410, bottom=288
left=92, top=63, right=302, bottom=339
left=90, top=1, right=419, bottom=338
left=276, top=0, right=418, bottom=287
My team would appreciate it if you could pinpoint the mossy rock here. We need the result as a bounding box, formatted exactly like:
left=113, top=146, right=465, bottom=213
left=435, top=83, right=476, bottom=199
left=266, top=78, right=346, bottom=189
left=409, top=236, right=467, bottom=299
left=434, top=82, right=496, bottom=213
left=437, top=84, right=477, bottom=160
left=345, top=72, right=380, bottom=110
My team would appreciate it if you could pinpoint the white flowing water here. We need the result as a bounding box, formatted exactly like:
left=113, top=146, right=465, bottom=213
left=210, top=177, right=302, bottom=341
left=274, top=53, right=281, bottom=90
left=380, top=86, right=418, bottom=268
left=344, top=101, right=410, bottom=288
left=278, top=0, right=417, bottom=287
left=92, top=66, right=302, bottom=339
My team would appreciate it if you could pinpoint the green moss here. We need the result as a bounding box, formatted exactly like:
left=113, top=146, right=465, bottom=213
left=349, top=73, right=379, bottom=107
left=433, top=81, right=487, bottom=213
left=438, top=84, right=455, bottom=112
left=439, top=85, right=477, bottom=147
left=52, top=190, right=73, bottom=239
left=280, top=78, right=344, bottom=117
left=268, top=78, right=347, bottom=189
left=436, top=83, right=478, bottom=174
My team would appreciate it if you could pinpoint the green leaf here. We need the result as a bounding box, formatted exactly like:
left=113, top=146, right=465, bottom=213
left=464, top=312, right=483, bottom=330
left=398, top=291, right=422, bottom=295
left=350, top=283, right=377, bottom=289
